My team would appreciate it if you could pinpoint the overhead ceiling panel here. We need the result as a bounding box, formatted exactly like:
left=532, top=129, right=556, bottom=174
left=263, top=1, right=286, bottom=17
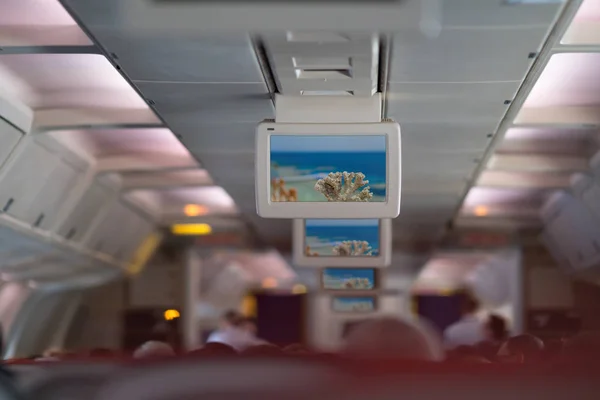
left=516, top=53, right=600, bottom=125
left=47, top=127, right=190, bottom=158
left=389, top=27, right=546, bottom=83
left=134, top=82, right=273, bottom=125
left=523, top=53, right=600, bottom=108
left=562, top=0, right=600, bottom=45
left=121, top=169, right=213, bottom=190
left=387, top=82, right=518, bottom=124
left=441, top=0, right=562, bottom=28
left=0, top=0, right=91, bottom=46
left=176, top=123, right=256, bottom=154
left=487, top=153, right=588, bottom=172
left=195, top=153, right=255, bottom=185
left=403, top=151, right=479, bottom=178
left=498, top=127, right=598, bottom=156
left=400, top=122, right=492, bottom=152
left=464, top=186, right=553, bottom=209
left=85, top=32, right=264, bottom=83
left=0, top=53, right=159, bottom=127
left=397, top=193, right=460, bottom=222
left=477, top=170, right=572, bottom=189
left=402, top=177, right=467, bottom=196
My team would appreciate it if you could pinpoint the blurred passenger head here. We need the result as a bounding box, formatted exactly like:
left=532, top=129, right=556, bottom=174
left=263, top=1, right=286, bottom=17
left=563, top=332, right=600, bottom=363
left=343, top=317, right=444, bottom=361
left=497, top=334, right=544, bottom=364
left=238, top=317, right=258, bottom=335
left=221, top=310, right=243, bottom=329
left=133, top=341, right=175, bottom=359
left=242, top=344, right=283, bottom=357
left=459, top=289, right=480, bottom=316
left=484, top=314, right=508, bottom=342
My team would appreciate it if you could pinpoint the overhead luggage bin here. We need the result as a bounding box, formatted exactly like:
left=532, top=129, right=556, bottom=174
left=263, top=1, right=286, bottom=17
left=571, top=173, right=600, bottom=223
left=82, top=195, right=155, bottom=261
left=540, top=191, right=600, bottom=270
left=0, top=91, right=32, bottom=173
left=53, top=174, right=121, bottom=243
left=590, top=149, right=600, bottom=178
left=0, top=134, right=90, bottom=229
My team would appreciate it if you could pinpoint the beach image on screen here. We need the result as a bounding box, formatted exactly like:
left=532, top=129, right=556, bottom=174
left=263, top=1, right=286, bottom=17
left=304, top=219, right=380, bottom=257
left=322, top=268, right=375, bottom=290
left=333, top=297, right=375, bottom=313
left=269, top=135, right=386, bottom=202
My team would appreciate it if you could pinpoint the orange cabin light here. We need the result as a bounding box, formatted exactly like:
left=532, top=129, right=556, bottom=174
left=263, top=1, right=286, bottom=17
left=474, top=205, right=488, bottom=217
left=164, top=309, right=180, bottom=321
left=184, top=204, right=208, bottom=217
left=262, top=277, right=278, bottom=289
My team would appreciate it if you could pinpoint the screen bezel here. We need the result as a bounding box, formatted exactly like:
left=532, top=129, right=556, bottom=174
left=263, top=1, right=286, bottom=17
left=293, top=218, right=392, bottom=267
left=331, top=295, right=378, bottom=313
left=255, top=121, right=401, bottom=219
left=320, top=267, right=379, bottom=291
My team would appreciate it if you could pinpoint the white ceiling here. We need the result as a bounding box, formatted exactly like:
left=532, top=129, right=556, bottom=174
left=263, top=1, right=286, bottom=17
left=53, top=0, right=568, bottom=255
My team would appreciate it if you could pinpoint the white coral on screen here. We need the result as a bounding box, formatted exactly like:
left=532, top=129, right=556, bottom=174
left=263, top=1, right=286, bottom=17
left=314, top=171, right=373, bottom=202
left=332, top=240, right=374, bottom=256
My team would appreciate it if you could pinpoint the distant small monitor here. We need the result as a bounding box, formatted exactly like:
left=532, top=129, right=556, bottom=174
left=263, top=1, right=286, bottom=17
left=332, top=296, right=376, bottom=313
left=293, top=218, right=391, bottom=267
left=322, top=267, right=377, bottom=291
left=255, top=121, right=401, bottom=219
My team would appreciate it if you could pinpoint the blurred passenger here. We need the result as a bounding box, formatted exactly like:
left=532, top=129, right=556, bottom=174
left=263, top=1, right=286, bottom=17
left=133, top=340, right=175, bottom=359
left=443, top=290, right=485, bottom=349
left=207, top=315, right=265, bottom=352
left=343, top=316, right=444, bottom=361
left=497, top=334, right=544, bottom=364
left=484, top=314, right=509, bottom=344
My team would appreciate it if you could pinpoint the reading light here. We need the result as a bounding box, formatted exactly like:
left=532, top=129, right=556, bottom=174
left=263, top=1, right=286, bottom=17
left=292, top=284, right=307, bottom=294
left=171, top=223, right=212, bottom=236
left=164, top=309, right=180, bottom=321
left=474, top=206, right=489, bottom=217
left=184, top=204, right=207, bottom=217
left=262, top=277, right=278, bottom=289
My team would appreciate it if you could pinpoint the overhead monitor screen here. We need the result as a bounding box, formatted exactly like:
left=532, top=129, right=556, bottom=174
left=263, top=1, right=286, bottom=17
left=332, top=296, right=376, bottom=313
left=269, top=135, right=386, bottom=202
left=305, top=219, right=380, bottom=257
left=322, top=268, right=375, bottom=290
